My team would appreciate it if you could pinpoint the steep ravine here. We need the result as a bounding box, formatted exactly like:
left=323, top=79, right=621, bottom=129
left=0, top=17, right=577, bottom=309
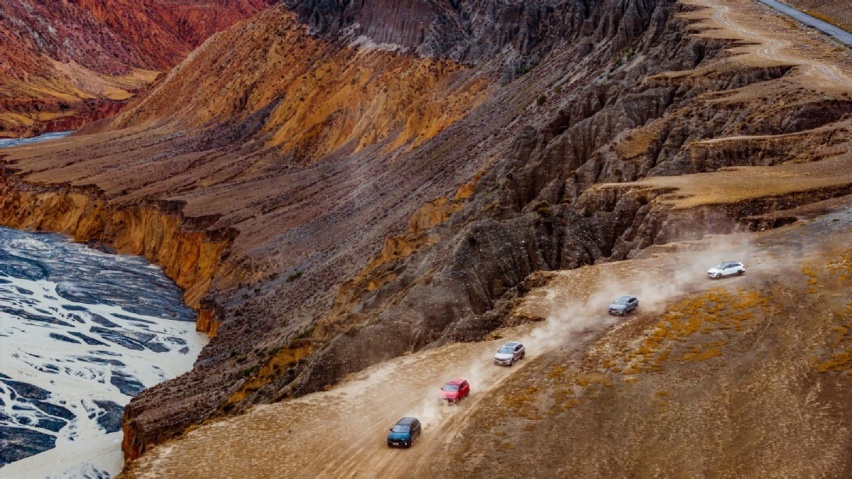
left=235, top=0, right=852, bottom=406
left=0, top=0, right=275, bottom=138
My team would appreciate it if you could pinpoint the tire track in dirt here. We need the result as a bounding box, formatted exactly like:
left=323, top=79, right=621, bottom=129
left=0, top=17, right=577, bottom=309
left=703, top=1, right=852, bottom=89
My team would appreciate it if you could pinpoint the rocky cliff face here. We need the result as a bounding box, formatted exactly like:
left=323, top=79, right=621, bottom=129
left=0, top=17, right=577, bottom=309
left=1, top=0, right=850, bottom=470
left=0, top=0, right=274, bottom=138
left=0, top=178, right=235, bottom=314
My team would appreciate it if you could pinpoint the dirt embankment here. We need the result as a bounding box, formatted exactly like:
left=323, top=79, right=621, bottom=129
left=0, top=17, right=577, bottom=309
left=120, top=196, right=852, bottom=478
left=0, top=176, right=235, bottom=333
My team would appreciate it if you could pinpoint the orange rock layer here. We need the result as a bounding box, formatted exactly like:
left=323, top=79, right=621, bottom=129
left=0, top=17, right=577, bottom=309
left=0, top=176, right=234, bottom=332
left=110, top=9, right=490, bottom=163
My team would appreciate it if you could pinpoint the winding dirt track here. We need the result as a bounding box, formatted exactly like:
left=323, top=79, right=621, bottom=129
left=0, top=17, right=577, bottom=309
left=699, top=0, right=852, bottom=88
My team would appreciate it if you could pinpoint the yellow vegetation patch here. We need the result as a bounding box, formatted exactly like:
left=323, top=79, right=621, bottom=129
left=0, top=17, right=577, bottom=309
left=611, top=288, right=772, bottom=376
left=547, top=365, right=566, bottom=380
left=803, top=248, right=852, bottom=375
left=574, top=372, right=614, bottom=388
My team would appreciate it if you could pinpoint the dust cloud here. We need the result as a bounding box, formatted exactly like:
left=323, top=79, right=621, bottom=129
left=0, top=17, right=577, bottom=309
left=411, top=233, right=759, bottom=429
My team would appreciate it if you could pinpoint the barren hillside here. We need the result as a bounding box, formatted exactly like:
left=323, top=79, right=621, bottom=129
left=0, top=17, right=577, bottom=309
left=0, top=0, right=274, bottom=138
left=0, top=0, right=849, bottom=475
left=110, top=195, right=852, bottom=479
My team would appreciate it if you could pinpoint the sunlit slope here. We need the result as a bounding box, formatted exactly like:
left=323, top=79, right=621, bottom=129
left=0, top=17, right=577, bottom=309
left=108, top=8, right=489, bottom=162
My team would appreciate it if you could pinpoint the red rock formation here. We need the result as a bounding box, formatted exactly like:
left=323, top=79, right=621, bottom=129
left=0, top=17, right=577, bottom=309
left=0, top=0, right=274, bottom=137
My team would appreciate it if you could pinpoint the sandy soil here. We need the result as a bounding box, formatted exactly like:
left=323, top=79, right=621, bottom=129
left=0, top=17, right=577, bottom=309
left=683, top=0, right=852, bottom=90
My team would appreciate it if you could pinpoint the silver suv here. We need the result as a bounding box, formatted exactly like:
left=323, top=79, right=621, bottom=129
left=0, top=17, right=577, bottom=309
left=494, top=341, right=525, bottom=366
left=707, top=261, right=745, bottom=279
left=608, top=295, right=638, bottom=316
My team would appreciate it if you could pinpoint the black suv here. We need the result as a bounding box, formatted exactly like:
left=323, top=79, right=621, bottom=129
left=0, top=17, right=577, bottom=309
left=387, top=417, right=421, bottom=448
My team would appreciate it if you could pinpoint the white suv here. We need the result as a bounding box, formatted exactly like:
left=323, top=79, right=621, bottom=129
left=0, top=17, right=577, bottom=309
left=707, top=261, right=745, bottom=279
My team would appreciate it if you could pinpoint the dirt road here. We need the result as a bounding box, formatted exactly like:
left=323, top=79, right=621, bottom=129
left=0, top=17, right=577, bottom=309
left=123, top=229, right=770, bottom=479
left=691, top=0, right=852, bottom=89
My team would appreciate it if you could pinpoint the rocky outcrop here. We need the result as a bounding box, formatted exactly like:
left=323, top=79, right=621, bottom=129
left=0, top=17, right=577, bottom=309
left=256, top=0, right=852, bottom=400
left=106, top=9, right=489, bottom=163
left=284, top=0, right=656, bottom=76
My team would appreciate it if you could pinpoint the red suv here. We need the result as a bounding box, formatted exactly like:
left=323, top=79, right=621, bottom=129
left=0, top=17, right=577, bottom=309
left=439, top=378, right=470, bottom=404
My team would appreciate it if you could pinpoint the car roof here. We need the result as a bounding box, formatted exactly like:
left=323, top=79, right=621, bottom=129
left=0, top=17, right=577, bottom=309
left=397, top=417, right=418, bottom=425
left=446, top=378, right=467, bottom=385
left=503, top=341, right=522, bottom=347
left=617, top=295, right=636, bottom=300
left=719, top=261, right=741, bottom=266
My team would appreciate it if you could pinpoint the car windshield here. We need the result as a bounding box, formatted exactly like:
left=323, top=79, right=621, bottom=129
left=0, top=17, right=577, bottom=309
left=614, top=297, right=629, bottom=305
left=442, top=384, right=459, bottom=391
left=392, top=425, right=409, bottom=433
left=498, top=346, right=514, bottom=354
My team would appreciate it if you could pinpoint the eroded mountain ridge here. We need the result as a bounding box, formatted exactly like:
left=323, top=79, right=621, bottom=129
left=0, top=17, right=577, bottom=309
left=0, top=0, right=850, bottom=473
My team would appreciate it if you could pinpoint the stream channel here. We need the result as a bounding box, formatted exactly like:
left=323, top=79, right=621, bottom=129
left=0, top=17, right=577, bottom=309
left=0, top=227, right=207, bottom=478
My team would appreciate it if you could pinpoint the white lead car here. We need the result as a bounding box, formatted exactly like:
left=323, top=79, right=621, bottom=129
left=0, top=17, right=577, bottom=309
left=707, top=261, right=746, bottom=279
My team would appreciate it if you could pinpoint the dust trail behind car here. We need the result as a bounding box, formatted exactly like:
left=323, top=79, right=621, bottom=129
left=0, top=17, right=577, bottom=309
left=124, top=233, right=772, bottom=479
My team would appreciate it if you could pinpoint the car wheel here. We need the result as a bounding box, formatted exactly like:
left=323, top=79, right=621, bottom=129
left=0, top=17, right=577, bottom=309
left=714, top=273, right=721, bottom=279
left=737, top=270, right=744, bottom=276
